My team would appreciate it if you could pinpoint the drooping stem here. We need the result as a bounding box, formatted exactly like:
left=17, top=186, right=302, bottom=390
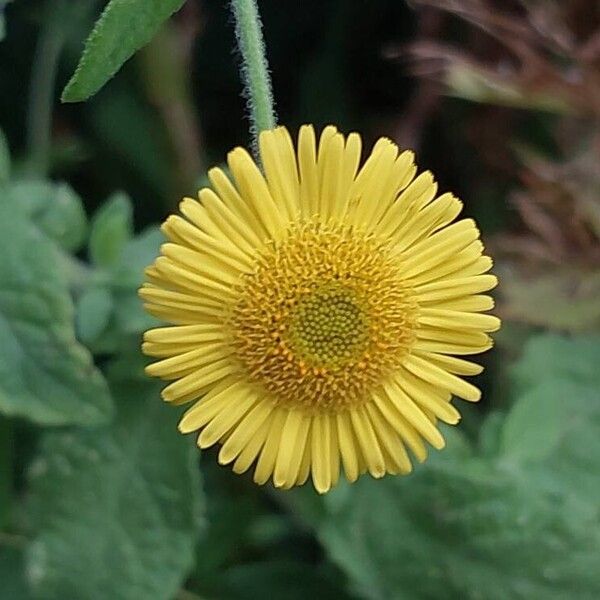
left=25, top=0, right=69, bottom=177
left=230, top=0, right=276, bottom=154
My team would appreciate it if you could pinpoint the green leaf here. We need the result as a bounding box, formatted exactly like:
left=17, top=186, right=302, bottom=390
left=110, top=226, right=163, bottom=336
left=501, top=380, right=581, bottom=463
left=89, top=191, right=133, bottom=268
left=112, top=225, right=163, bottom=287
left=501, top=334, right=600, bottom=499
left=25, top=360, right=204, bottom=600
left=113, top=291, right=159, bottom=336
left=319, top=460, right=600, bottom=599
left=75, top=285, right=114, bottom=344
left=0, top=204, right=112, bottom=426
left=62, top=0, right=187, bottom=102
left=312, top=336, right=600, bottom=600
left=77, top=225, right=162, bottom=354
left=510, top=333, right=600, bottom=394
left=0, top=546, right=32, bottom=599
left=4, top=181, right=88, bottom=252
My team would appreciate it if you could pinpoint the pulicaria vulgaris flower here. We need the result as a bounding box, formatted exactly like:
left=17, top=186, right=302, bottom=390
left=140, top=125, right=499, bottom=493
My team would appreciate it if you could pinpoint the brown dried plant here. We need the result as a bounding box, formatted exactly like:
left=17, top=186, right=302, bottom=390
left=398, top=0, right=600, bottom=331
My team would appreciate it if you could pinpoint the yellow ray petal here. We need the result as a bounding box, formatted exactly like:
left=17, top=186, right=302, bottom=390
left=280, top=413, right=312, bottom=490
left=219, top=399, right=274, bottom=465
left=418, top=308, right=501, bottom=332
left=145, top=343, right=231, bottom=380
left=228, top=147, right=287, bottom=238
left=398, top=170, right=437, bottom=213
left=273, top=410, right=310, bottom=488
left=143, top=303, right=222, bottom=326
left=295, top=432, right=312, bottom=487
left=416, top=326, right=491, bottom=347
left=144, top=324, right=222, bottom=344
left=360, top=145, right=400, bottom=231
left=159, top=243, right=238, bottom=286
left=383, top=379, right=445, bottom=449
left=162, top=215, right=253, bottom=270
left=178, top=378, right=245, bottom=432
left=391, top=150, right=416, bottom=194
left=275, top=127, right=301, bottom=203
left=372, top=391, right=428, bottom=462
left=298, top=124, right=319, bottom=219
left=350, top=137, right=395, bottom=199
left=413, top=338, right=493, bottom=356
left=197, top=188, right=262, bottom=254
left=391, top=368, right=461, bottom=425
left=389, top=192, right=462, bottom=250
left=318, top=132, right=345, bottom=222
left=350, top=405, right=386, bottom=478
left=198, top=392, right=258, bottom=449
left=336, top=411, right=360, bottom=483
left=254, top=408, right=288, bottom=485
left=232, top=412, right=272, bottom=474
left=432, top=294, right=495, bottom=313
left=329, top=415, right=341, bottom=488
left=349, top=142, right=398, bottom=230
left=365, top=402, right=412, bottom=474
left=403, top=354, right=481, bottom=402
left=259, top=128, right=299, bottom=220
left=405, top=242, right=483, bottom=287
left=142, top=341, right=207, bottom=358
left=415, top=274, right=498, bottom=302
left=311, top=413, right=332, bottom=494
left=152, top=257, right=234, bottom=302
left=139, top=284, right=224, bottom=311
left=162, top=358, right=235, bottom=403
left=332, top=132, right=362, bottom=222
left=207, top=167, right=268, bottom=240
left=400, top=221, right=480, bottom=270
left=415, top=351, right=483, bottom=376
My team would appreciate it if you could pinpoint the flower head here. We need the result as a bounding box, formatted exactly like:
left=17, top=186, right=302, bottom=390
left=140, top=125, right=499, bottom=493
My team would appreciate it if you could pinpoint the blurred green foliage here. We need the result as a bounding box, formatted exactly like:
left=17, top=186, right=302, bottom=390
left=1, top=0, right=600, bottom=599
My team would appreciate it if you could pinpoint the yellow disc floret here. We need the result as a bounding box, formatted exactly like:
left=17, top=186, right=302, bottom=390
left=230, top=223, right=418, bottom=413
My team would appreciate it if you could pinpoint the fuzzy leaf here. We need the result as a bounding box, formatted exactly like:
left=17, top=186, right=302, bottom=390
left=62, top=0, right=187, bottom=102
left=89, top=191, right=133, bottom=268
left=75, top=285, right=114, bottom=344
left=5, top=181, right=88, bottom=252
left=25, top=361, right=204, bottom=600
left=0, top=204, right=112, bottom=426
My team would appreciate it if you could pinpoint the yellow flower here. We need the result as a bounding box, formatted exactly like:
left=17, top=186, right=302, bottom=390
left=140, top=125, right=499, bottom=493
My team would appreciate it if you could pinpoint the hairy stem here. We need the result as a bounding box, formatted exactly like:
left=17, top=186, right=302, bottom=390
left=230, top=0, right=276, bottom=154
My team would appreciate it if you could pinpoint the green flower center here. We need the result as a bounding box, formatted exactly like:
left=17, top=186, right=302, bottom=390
left=287, top=283, right=369, bottom=368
